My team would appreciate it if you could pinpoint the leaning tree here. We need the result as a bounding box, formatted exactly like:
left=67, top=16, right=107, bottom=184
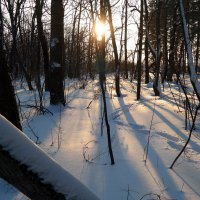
left=0, top=0, right=22, bottom=130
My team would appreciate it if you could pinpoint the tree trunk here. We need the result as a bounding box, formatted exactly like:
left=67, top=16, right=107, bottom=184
left=162, top=4, right=168, bottom=83
left=153, top=0, right=162, bottom=96
left=136, top=0, right=144, bottom=100
left=98, top=0, right=115, bottom=165
left=0, top=2, right=22, bottom=130
left=195, top=20, right=200, bottom=73
left=106, top=0, right=121, bottom=97
left=144, top=0, right=150, bottom=84
left=167, top=4, right=178, bottom=81
left=124, top=0, right=128, bottom=79
left=179, top=0, right=200, bottom=102
left=68, top=10, right=77, bottom=78
left=75, top=1, right=82, bottom=79
left=36, top=0, right=50, bottom=91
left=50, top=0, right=65, bottom=105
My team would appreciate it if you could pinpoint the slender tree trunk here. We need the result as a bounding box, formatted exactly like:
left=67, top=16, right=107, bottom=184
left=144, top=0, right=150, bottom=84
left=124, top=0, right=128, bottom=79
left=87, top=23, right=93, bottom=78
left=68, top=10, right=77, bottom=78
left=153, top=0, right=162, bottom=96
left=106, top=0, right=121, bottom=97
left=119, top=5, right=124, bottom=64
left=162, top=4, right=168, bottom=83
left=195, top=20, right=200, bottom=73
left=98, top=0, right=115, bottom=165
left=167, top=4, right=178, bottom=81
left=36, top=0, right=50, bottom=91
left=75, top=1, right=82, bottom=79
left=136, top=0, right=144, bottom=100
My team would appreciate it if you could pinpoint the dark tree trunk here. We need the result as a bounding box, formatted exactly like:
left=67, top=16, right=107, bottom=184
left=36, top=0, right=50, bottom=91
left=75, top=1, right=82, bottom=79
left=87, top=23, right=94, bottom=78
left=167, top=4, right=178, bottom=81
left=144, top=0, right=150, bottom=84
left=106, top=0, right=121, bottom=97
left=98, top=0, right=115, bottom=165
left=161, top=4, right=168, bottom=83
left=136, top=0, right=144, bottom=100
left=153, top=0, right=162, bottom=96
left=195, top=20, right=200, bottom=73
left=124, top=0, right=128, bottom=79
left=68, top=10, right=77, bottom=78
left=50, top=0, right=65, bottom=105
left=0, top=2, right=22, bottom=130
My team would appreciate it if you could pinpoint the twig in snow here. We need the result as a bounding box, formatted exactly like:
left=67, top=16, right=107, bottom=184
left=82, top=140, right=108, bottom=165
left=170, top=104, right=200, bottom=169
left=143, top=101, right=156, bottom=164
left=26, top=120, right=40, bottom=144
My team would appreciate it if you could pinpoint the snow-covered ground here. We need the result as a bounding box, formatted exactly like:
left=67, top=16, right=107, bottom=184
left=1, top=77, right=200, bottom=200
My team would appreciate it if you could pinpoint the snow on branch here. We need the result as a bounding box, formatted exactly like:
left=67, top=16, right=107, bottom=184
left=0, top=114, right=99, bottom=200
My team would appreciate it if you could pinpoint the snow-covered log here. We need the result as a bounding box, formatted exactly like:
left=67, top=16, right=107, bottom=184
left=0, top=114, right=99, bottom=200
left=179, top=0, right=200, bottom=102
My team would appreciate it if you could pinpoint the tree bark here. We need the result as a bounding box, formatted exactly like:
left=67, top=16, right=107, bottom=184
left=98, top=0, right=115, bottom=165
left=136, top=0, right=144, bottom=100
left=124, top=0, right=128, bottom=79
left=167, top=4, right=178, bottom=81
left=106, top=0, right=121, bottom=97
left=50, top=0, right=65, bottom=105
left=179, top=0, right=200, bottom=102
left=153, top=0, right=162, bottom=96
left=0, top=2, right=22, bottom=130
left=36, top=0, right=50, bottom=91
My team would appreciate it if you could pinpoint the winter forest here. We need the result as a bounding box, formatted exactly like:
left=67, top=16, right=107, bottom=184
left=0, top=0, right=200, bottom=199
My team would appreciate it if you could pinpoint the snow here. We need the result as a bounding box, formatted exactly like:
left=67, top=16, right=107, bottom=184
left=50, top=38, right=59, bottom=47
left=51, top=62, right=61, bottom=68
left=0, top=115, right=99, bottom=200
left=0, top=78, right=200, bottom=200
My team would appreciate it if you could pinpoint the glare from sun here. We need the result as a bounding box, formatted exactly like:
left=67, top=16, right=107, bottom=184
left=95, top=21, right=106, bottom=41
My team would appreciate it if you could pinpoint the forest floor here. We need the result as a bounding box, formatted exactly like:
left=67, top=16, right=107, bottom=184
left=0, top=76, right=200, bottom=200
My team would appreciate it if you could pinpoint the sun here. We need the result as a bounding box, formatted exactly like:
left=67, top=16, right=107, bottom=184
left=95, top=21, right=106, bottom=41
